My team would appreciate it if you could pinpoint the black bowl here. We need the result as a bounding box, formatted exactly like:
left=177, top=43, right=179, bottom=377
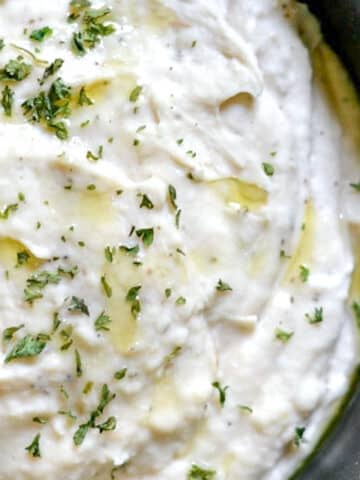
left=293, top=1, right=360, bottom=479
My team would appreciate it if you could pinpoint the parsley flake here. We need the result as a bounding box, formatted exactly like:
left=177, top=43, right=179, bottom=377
left=5, top=334, right=47, bottom=363
left=139, top=193, right=154, bottom=209
left=294, top=427, right=306, bottom=447
left=114, top=368, right=127, bottom=380
left=305, top=307, right=323, bottom=324
left=30, top=26, right=53, bottom=42
left=1, top=85, right=14, bottom=116
left=136, top=228, right=154, bottom=247
left=3, top=324, right=24, bottom=343
left=263, top=162, right=275, bottom=176
left=275, top=328, right=294, bottom=343
left=187, top=464, right=216, bottom=480
left=25, top=433, right=41, bottom=458
left=94, top=311, right=111, bottom=331
left=299, top=265, right=310, bottom=282
left=216, top=279, right=232, bottom=292
left=67, top=296, right=90, bottom=315
left=212, top=381, right=228, bottom=407
left=101, top=275, right=112, bottom=298
left=350, top=182, right=360, bottom=192
left=129, top=85, right=142, bottom=102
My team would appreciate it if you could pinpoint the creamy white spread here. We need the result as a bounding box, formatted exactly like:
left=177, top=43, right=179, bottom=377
left=0, top=1, right=359, bottom=479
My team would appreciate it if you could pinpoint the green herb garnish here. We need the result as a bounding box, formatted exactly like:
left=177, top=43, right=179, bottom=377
left=216, top=279, right=232, bottom=292
left=305, top=307, right=323, bottom=324
left=262, top=162, right=275, bottom=176
left=78, top=86, right=93, bottom=106
left=94, top=311, right=111, bottom=331
left=129, top=86, right=142, bottom=102
left=39, top=58, right=64, bottom=85
left=101, top=275, right=112, bottom=298
left=25, top=434, right=41, bottom=458
left=212, top=381, right=228, bottom=407
left=75, top=349, right=83, bottom=377
left=299, top=265, right=310, bottom=282
left=294, top=427, right=306, bottom=447
left=1, top=85, right=14, bottom=116
left=136, top=228, right=154, bottom=247
left=67, top=296, right=90, bottom=315
left=114, top=368, right=127, bottom=380
left=3, top=324, right=25, bottom=343
left=275, top=328, right=294, bottom=343
left=30, top=26, right=53, bottom=42
left=139, top=193, right=154, bottom=209
left=187, top=464, right=216, bottom=480
left=350, top=182, right=360, bottom=192
left=5, top=334, right=47, bottom=363
left=0, top=56, right=32, bottom=82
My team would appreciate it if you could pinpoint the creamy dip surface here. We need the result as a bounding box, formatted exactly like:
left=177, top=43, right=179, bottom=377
left=0, top=0, right=359, bottom=479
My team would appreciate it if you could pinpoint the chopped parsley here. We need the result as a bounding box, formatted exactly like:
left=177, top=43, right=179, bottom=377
left=136, top=227, right=154, bottom=247
left=68, top=0, right=91, bottom=22
left=73, top=384, right=116, bottom=446
left=22, top=77, right=72, bottom=139
left=75, top=349, right=83, bottom=377
left=70, top=4, right=115, bottom=56
left=262, top=162, right=275, bottom=176
left=168, top=185, right=178, bottom=209
left=104, top=245, right=116, bottom=263
left=52, top=312, right=61, bottom=333
left=16, top=250, right=30, bottom=267
left=0, top=203, right=18, bottom=220
left=24, top=270, right=62, bottom=304
left=164, top=346, right=182, bottom=364
left=119, top=244, right=139, bottom=256
left=212, top=381, right=228, bottom=407
left=294, top=427, right=306, bottom=447
left=94, top=311, right=111, bottom=331
left=83, top=381, right=94, bottom=395
left=216, top=279, right=232, bottom=292
left=1, top=85, right=14, bottom=116
left=114, top=368, right=127, bottom=380
left=129, top=85, right=142, bottom=102
left=32, top=417, right=49, bottom=424
left=101, top=275, right=112, bottom=298
left=0, top=56, right=32, bottom=82
left=299, top=264, right=310, bottom=282
left=239, top=405, right=253, bottom=414
left=59, top=325, right=74, bottom=351
left=139, top=193, right=154, bottom=209
left=25, top=433, right=41, bottom=458
left=0, top=39, right=4, bottom=51
left=165, top=288, right=172, bottom=298
left=97, top=415, right=116, bottom=433
left=275, top=328, right=294, bottom=343
left=352, top=301, right=360, bottom=327
left=78, top=86, right=93, bottom=106
left=350, top=182, right=360, bottom=192
left=30, top=26, right=53, bottom=42
left=126, top=286, right=141, bottom=318
left=67, top=296, right=90, bottom=315
left=175, top=296, right=186, bottom=306
left=305, top=307, right=323, bottom=324
left=187, top=464, right=216, bottom=480
left=86, top=145, right=103, bottom=161
left=2, top=324, right=25, bottom=343
left=5, top=334, right=47, bottom=363
left=175, top=209, right=181, bottom=228
left=39, top=58, right=64, bottom=85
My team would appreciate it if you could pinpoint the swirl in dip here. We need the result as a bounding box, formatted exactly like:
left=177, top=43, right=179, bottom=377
left=0, top=1, right=359, bottom=479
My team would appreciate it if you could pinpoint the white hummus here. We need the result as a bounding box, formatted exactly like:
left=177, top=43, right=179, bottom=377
left=0, top=1, right=359, bottom=479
